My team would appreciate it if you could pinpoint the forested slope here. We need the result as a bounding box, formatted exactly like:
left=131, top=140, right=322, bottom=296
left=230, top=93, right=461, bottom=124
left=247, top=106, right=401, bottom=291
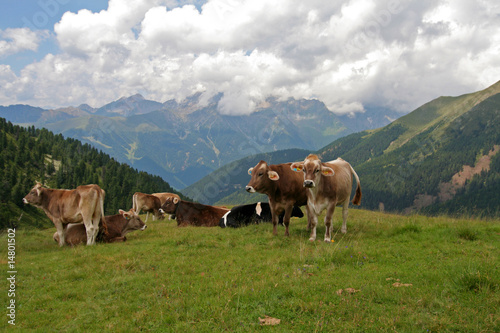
left=0, top=118, right=186, bottom=229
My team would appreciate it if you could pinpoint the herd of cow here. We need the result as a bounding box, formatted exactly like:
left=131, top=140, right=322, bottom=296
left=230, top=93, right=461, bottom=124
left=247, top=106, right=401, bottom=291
left=22, top=154, right=361, bottom=247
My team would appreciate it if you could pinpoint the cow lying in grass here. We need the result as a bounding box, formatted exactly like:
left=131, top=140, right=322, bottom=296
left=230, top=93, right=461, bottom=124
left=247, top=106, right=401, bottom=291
left=219, top=202, right=304, bottom=228
left=53, top=209, right=147, bottom=246
left=159, top=197, right=229, bottom=227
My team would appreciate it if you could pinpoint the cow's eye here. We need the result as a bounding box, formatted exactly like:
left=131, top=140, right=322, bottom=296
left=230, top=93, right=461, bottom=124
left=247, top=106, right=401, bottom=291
left=258, top=172, right=264, bottom=176
left=315, top=169, right=320, bottom=173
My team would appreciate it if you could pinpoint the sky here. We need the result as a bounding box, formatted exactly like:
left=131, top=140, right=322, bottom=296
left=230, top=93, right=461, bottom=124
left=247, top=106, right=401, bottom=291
left=0, top=0, right=499, bottom=116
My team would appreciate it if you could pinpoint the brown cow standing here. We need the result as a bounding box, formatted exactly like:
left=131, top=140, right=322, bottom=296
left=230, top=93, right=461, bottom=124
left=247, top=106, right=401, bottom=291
left=159, top=197, right=229, bottom=227
left=291, top=154, right=361, bottom=242
left=23, top=182, right=106, bottom=246
left=132, top=192, right=162, bottom=222
left=53, top=209, right=147, bottom=246
left=245, top=161, right=308, bottom=236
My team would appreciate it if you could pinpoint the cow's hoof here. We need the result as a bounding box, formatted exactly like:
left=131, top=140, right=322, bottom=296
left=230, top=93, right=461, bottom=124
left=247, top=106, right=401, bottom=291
left=308, top=237, right=315, bottom=242
left=324, top=238, right=331, bottom=243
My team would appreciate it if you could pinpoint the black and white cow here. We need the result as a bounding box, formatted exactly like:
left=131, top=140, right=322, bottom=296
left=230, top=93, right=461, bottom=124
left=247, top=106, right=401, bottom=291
left=219, top=202, right=304, bottom=228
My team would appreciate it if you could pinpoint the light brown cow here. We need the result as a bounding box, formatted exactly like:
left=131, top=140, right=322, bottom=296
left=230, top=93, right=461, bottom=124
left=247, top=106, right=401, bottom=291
left=23, top=182, right=107, bottom=246
left=132, top=192, right=162, bottom=222
left=151, top=192, right=180, bottom=219
left=53, top=209, right=147, bottom=246
left=291, top=154, right=361, bottom=242
left=245, top=161, right=308, bottom=236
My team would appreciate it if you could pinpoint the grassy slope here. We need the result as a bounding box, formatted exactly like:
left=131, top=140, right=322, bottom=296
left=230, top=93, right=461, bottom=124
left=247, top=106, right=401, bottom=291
left=1, top=210, right=498, bottom=332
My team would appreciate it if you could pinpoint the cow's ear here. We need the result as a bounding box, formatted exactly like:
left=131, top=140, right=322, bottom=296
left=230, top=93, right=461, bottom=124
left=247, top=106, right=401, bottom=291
left=291, top=162, right=303, bottom=172
left=321, top=166, right=335, bottom=176
left=268, top=171, right=280, bottom=181
left=248, top=167, right=253, bottom=175
left=119, top=209, right=130, bottom=219
left=173, top=197, right=179, bottom=204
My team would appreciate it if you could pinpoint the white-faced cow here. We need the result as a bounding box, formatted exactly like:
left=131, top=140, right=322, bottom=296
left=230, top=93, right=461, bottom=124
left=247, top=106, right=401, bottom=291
left=219, top=202, right=304, bottom=228
left=159, top=197, right=229, bottom=227
left=291, top=154, right=361, bottom=242
left=53, top=209, right=147, bottom=246
left=245, top=161, right=308, bottom=236
left=132, top=192, right=162, bottom=222
left=23, top=182, right=107, bottom=246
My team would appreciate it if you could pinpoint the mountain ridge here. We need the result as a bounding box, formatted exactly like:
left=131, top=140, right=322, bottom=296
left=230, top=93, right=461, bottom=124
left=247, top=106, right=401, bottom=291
left=0, top=94, right=399, bottom=189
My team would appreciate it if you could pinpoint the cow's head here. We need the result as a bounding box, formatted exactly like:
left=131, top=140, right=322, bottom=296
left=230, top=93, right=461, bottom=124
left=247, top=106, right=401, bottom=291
left=119, top=209, right=147, bottom=233
left=23, top=182, right=44, bottom=206
left=245, top=161, right=280, bottom=193
left=159, top=197, right=180, bottom=214
left=291, top=154, right=334, bottom=188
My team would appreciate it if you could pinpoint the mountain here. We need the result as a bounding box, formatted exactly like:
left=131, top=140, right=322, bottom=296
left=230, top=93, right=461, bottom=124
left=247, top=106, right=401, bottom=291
left=0, top=117, right=187, bottom=229
left=186, top=81, right=500, bottom=217
left=0, top=94, right=396, bottom=189
left=94, top=94, right=164, bottom=117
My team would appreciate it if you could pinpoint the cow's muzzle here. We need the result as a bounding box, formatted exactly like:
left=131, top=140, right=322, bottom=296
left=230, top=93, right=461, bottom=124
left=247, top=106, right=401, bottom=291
left=141, top=225, right=147, bottom=230
left=245, top=186, right=256, bottom=193
left=303, top=180, right=315, bottom=188
left=22, top=198, right=28, bottom=204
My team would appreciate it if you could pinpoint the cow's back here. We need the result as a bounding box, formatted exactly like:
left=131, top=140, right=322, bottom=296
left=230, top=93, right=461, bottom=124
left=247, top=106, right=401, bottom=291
left=177, top=201, right=229, bottom=227
left=319, top=159, right=354, bottom=204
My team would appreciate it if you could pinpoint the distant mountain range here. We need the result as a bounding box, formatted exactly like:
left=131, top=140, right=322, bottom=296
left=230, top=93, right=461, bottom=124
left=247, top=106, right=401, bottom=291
left=0, top=93, right=400, bottom=189
left=184, top=80, right=500, bottom=217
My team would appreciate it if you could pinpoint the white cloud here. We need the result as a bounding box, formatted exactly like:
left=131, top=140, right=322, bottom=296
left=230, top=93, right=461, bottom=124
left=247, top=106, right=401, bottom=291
left=1, top=0, right=499, bottom=115
left=0, top=28, right=48, bottom=57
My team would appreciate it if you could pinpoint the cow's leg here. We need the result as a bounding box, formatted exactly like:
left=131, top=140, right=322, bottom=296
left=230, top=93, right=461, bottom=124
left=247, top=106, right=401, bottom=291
left=55, top=221, right=65, bottom=247
left=282, top=204, right=294, bottom=237
left=145, top=211, right=149, bottom=222
left=306, top=205, right=318, bottom=241
left=324, top=204, right=336, bottom=242
left=341, top=201, right=349, bottom=234
left=83, top=218, right=97, bottom=245
left=270, top=206, right=279, bottom=236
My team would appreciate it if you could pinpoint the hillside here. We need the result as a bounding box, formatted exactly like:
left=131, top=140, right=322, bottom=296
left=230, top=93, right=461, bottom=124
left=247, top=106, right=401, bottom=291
left=0, top=94, right=399, bottom=189
left=0, top=118, right=187, bottom=229
left=323, top=82, right=500, bottom=216
left=188, top=81, right=500, bottom=217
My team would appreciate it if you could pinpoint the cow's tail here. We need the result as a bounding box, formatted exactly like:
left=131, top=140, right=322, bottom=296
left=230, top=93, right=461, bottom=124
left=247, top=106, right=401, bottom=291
left=350, top=164, right=362, bottom=206
left=99, top=189, right=109, bottom=236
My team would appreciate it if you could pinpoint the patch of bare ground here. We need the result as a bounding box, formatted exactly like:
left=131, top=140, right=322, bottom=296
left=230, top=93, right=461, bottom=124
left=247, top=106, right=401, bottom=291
left=405, top=145, right=499, bottom=213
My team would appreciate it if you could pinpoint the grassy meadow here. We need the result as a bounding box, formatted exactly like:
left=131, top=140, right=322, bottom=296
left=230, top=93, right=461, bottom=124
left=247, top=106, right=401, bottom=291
left=1, top=209, right=499, bottom=332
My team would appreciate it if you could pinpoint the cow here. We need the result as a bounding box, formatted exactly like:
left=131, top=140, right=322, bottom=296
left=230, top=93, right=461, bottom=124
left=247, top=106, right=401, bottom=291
left=53, top=209, right=147, bottom=246
left=23, top=182, right=106, bottom=246
left=132, top=192, right=162, bottom=222
left=159, top=197, right=229, bottom=227
left=291, top=154, right=362, bottom=242
left=219, top=202, right=304, bottom=228
left=245, top=161, right=308, bottom=236
left=151, top=192, right=180, bottom=219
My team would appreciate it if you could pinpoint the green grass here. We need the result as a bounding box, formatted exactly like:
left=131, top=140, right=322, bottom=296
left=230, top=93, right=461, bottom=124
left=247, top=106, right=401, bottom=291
left=1, top=210, right=499, bottom=332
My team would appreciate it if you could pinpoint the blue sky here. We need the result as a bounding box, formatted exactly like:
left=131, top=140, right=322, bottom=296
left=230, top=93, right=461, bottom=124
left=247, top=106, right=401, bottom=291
left=0, top=0, right=499, bottom=115
left=0, top=1, right=108, bottom=72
